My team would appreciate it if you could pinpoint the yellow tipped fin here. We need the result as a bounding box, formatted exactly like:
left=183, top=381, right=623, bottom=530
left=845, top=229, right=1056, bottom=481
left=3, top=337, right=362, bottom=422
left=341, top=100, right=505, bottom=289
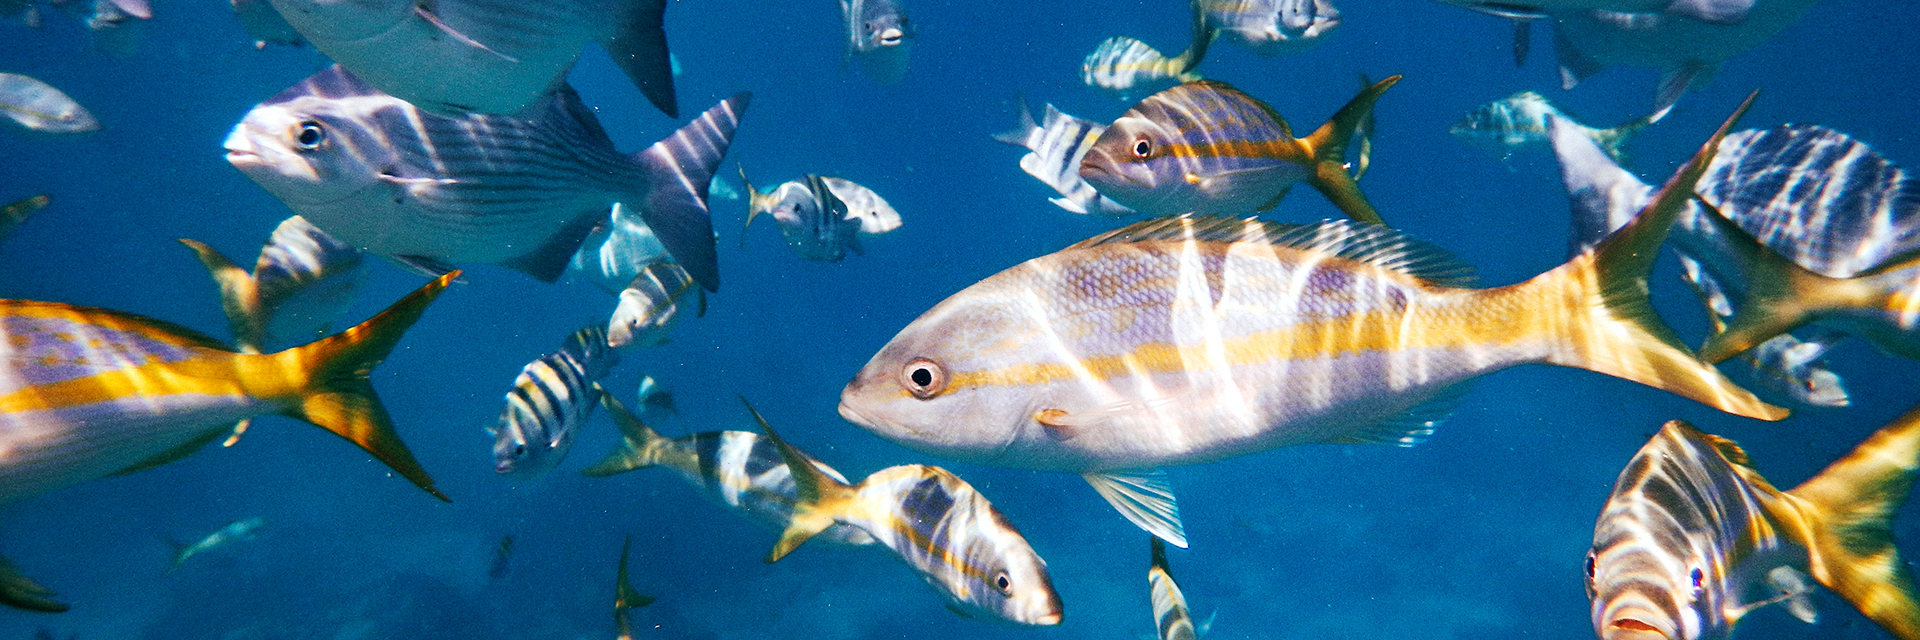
left=178, top=238, right=264, bottom=354
left=740, top=397, right=848, bottom=563
left=584, top=386, right=670, bottom=477
left=1302, top=75, right=1401, bottom=227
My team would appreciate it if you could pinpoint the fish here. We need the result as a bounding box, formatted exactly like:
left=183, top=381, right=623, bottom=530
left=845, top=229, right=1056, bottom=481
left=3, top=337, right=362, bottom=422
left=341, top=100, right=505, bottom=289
left=1550, top=0, right=1822, bottom=122
left=490, top=325, right=618, bottom=477
left=570, top=203, right=670, bottom=296
left=822, top=177, right=903, bottom=237
left=168, top=517, right=267, bottom=571
left=263, top=0, right=676, bottom=117
left=992, top=95, right=1137, bottom=216
left=1586, top=413, right=1920, bottom=640
left=749, top=400, right=1063, bottom=626
left=613, top=536, right=656, bottom=640
left=583, top=389, right=876, bottom=546
left=1078, top=77, right=1399, bottom=226
left=56, top=0, right=149, bottom=56
left=1081, top=37, right=1207, bottom=97
left=1680, top=250, right=1850, bottom=407
left=0, top=272, right=458, bottom=611
left=1436, top=0, right=1758, bottom=27
left=1450, top=90, right=1650, bottom=165
left=842, top=0, right=913, bottom=83
left=230, top=0, right=304, bottom=48
left=1149, top=537, right=1198, bottom=640
left=739, top=170, right=866, bottom=262
left=224, top=66, right=746, bottom=290
left=1198, top=0, right=1341, bottom=57
left=178, top=216, right=369, bottom=355
left=606, top=262, right=701, bottom=349
left=840, top=94, right=1785, bottom=548
left=1, top=194, right=48, bottom=242
left=0, top=73, right=99, bottom=134
left=488, top=535, right=513, bottom=581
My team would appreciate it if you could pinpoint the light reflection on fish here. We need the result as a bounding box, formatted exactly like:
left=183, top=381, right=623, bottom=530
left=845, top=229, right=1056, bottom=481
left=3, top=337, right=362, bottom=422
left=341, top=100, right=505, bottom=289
left=168, top=517, right=267, bottom=572
left=1451, top=90, right=1649, bottom=165
left=490, top=326, right=618, bottom=478
left=178, top=216, right=368, bottom=355
left=0, top=74, right=99, bottom=134
left=993, top=96, right=1136, bottom=216
left=843, top=0, right=912, bottom=83
left=606, top=262, right=701, bottom=349
left=740, top=170, right=899, bottom=262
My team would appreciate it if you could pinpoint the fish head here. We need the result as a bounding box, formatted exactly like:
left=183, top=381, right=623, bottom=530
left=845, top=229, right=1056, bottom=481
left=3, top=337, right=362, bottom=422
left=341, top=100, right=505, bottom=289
left=491, top=404, right=562, bottom=478
left=1588, top=423, right=1741, bottom=640
left=224, top=69, right=410, bottom=211
left=890, top=468, right=1062, bottom=626
left=950, top=505, right=1062, bottom=626
left=1079, top=110, right=1185, bottom=213
left=263, top=0, right=412, bottom=43
left=854, top=0, right=911, bottom=50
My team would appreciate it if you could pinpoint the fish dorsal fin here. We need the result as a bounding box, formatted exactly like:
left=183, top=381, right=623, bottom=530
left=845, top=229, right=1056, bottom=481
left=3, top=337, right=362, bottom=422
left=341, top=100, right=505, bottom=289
left=1069, top=215, right=1476, bottom=287
left=1083, top=469, right=1187, bottom=548
left=1701, top=431, right=1756, bottom=468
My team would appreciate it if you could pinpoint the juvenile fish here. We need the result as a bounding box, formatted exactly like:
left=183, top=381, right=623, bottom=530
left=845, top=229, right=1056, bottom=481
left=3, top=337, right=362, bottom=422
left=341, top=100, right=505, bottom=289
left=1587, top=413, right=1920, bottom=640
left=993, top=96, right=1135, bottom=216
left=1, top=195, right=48, bottom=241
left=606, top=262, right=700, bottom=349
left=1079, top=77, right=1397, bottom=226
left=750, top=401, right=1063, bottom=625
left=1199, top=0, right=1341, bottom=57
left=225, top=66, right=746, bottom=290
left=612, top=536, right=655, bottom=640
left=491, top=326, right=619, bottom=477
left=168, top=517, right=267, bottom=572
left=843, top=0, right=913, bottom=83
left=0, top=73, right=98, bottom=134
left=178, top=216, right=368, bottom=354
left=1450, top=90, right=1650, bottom=164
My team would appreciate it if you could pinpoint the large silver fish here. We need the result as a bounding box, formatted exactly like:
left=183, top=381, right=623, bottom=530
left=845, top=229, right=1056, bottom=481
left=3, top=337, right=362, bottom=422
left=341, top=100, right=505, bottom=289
left=1199, top=0, right=1341, bottom=57
left=179, top=215, right=369, bottom=355
left=842, top=0, right=912, bottom=83
left=168, top=517, right=267, bottom=572
left=1587, top=415, right=1920, bottom=640
left=993, top=96, right=1136, bottom=216
left=751, top=401, right=1063, bottom=626
left=1451, top=90, right=1649, bottom=164
left=490, top=326, right=619, bottom=477
left=230, top=0, right=304, bottom=48
left=1550, top=0, right=1822, bottom=122
left=606, top=262, right=701, bottom=349
left=224, top=66, right=745, bottom=290
left=841, top=97, right=1784, bottom=547
left=0, top=73, right=98, bottom=134
left=264, top=0, right=676, bottom=116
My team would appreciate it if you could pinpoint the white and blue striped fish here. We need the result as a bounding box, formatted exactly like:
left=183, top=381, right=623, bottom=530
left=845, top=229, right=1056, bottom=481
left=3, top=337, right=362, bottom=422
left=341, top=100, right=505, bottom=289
left=179, top=215, right=369, bottom=355
left=607, top=262, right=701, bottom=349
left=739, top=170, right=883, bottom=262
left=992, top=96, right=1136, bottom=216
left=224, top=66, right=746, bottom=290
left=490, top=326, right=619, bottom=477
left=1148, top=537, right=1198, bottom=640
left=1588, top=414, right=1920, bottom=640
left=1200, top=0, right=1340, bottom=57
left=584, top=390, right=875, bottom=546
left=750, top=401, right=1063, bottom=625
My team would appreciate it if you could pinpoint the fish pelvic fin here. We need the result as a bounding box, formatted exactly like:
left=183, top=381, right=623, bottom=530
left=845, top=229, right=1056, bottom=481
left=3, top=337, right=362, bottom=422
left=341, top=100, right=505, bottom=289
left=0, top=554, right=65, bottom=613
left=632, top=93, right=751, bottom=292
left=178, top=238, right=265, bottom=354
left=1301, top=75, right=1401, bottom=227
left=582, top=385, right=670, bottom=477
left=1086, top=470, right=1186, bottom=548
left=1501, top=92, right=1787, bottom=421
left=740, top=397, right=852, bottom=563
left=1774, top=402, right=1920, bottom=640
left=271, top=272, right=458, bottom=502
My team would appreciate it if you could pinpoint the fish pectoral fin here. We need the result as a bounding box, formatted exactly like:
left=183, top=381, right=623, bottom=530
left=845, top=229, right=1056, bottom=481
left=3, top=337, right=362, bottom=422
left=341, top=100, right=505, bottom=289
left=375, top=173, right=456, bottom=188
left=1768, top=566, right=1820, bottom=624
left=111, top=425, right=230, bottom=476
left=1035, top=399, right=1173, bottom=434
left=0, top=555, right=65, bottom=613
left=1083, top=469, right=1187, bottom=548
left=411, top=5, right=518, bottom=62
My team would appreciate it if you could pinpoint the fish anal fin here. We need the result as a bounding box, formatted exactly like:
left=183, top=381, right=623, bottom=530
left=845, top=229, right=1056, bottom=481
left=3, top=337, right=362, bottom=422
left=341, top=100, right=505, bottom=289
left=111, top=424, right=231, bottom=476
left=742, top=397, right=852, bottom=562
left=1084, top=469, right=1186, bottom=548
left=0, top=555, right=65, bottom=613
left=501, top=210, right=606, bottom=283
left=601, top=0, right=677, bottom=118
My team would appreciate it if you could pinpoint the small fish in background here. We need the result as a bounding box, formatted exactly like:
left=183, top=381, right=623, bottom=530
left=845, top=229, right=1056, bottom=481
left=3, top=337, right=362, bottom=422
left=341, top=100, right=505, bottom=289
left=634, top=376, right=675, bottom=423
left=167, top=517, right=267, bottom=572
left=1, top=555, right=63, bottom=613
left=1550, top=0, right=1821, bottom=122
left=1199, top=0, right=1341, bottom=57
left=707, top=174, right=741, bottom=202
left=1449, top=90, right=1650, bottom=165
left=230, top=0, right=304, bottom=48
left=612, top=536, right=655, bottom=640
left=490, top=326, right=619, bottom=478
left=2, top=0, right=40, bottom=27
left=0, top=74, right=99, bottom=134
left=178, top=216, right=369, bottom=355
left=1587, top=412, right=1920, bottom=640
left=993, top=96, right=1135, bottom=216
left=1081, top=36, right=1204, bottom=97
left=748, top=400, right=1063, bottom=625
left=1079, top=77, right=1399, bottom=225
left=263, top=0, right=677, bottom=117
left=1677, top=252, right=1849, bottom=407
left=53, top=0, right=150, bottom=56
left=0, top=195, right=48, bottom=242
left=1434, top=0, right=1760, bottom=26
left=1148, top=537, right=1198, bottom=640
left=570, top=203, right=670, bottom=296
left=583, top=390, right=875, bottom=546
left=740, top=169, right=900, bottom=262
left=225, top=66, right=747, bottom=290
left=487, top=535, right=513, bottom=581
left=606, top=262, right=701, bottom=349
left=842, top=0, right=912, bottom=83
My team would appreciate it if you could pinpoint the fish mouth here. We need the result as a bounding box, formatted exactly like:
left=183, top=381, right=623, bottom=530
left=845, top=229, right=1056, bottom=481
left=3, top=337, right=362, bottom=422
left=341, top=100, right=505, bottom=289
left=877, top=28, right=904, bottom=46
left=1603, top=618, right=1672, bottom=640
left=1033, top=611, right=1061, bottom=626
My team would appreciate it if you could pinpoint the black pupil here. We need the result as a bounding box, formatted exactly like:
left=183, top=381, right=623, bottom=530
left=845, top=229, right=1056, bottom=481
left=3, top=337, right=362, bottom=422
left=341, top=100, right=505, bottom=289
left=298, top=124, right=322, bottom=146
left=512, top=444, right=526, bottom=456
left=996, top=574, right=1010, bottom=590
left=1690, top=568, right=1703, bottom=589
left=910, top=367, right=933, bottom=387
left=1584, top=553, right=1595, bottom=578
left=1134, top=140, right=1150, bottom=156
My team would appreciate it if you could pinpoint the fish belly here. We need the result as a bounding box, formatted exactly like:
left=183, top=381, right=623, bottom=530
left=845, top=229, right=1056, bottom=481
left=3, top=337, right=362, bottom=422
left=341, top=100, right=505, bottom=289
left=296, top=190, right=606, bottom=266
left=292, top=4, right=591, bottom=115
left=0, top=397, right=266, bottom=504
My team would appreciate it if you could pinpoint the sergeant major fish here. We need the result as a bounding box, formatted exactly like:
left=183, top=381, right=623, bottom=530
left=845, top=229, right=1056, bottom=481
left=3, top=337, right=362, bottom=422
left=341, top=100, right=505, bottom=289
left=1079, top=77, right=1398, bottom=226
left=1451, top=90, right=1650, bottom=165
left=1587, top=414, right=1920, bottom=640
left=1149, top=537, right=1199, bottom=640
left=993, top=96, right=1136, bottom=216
left=740, top=170, right=898, bottom=262
left=1199, top=0, right=1341, bottom=57
left=0, top=273, right=458, bottom=612
left=1081, top=34, right=1208, bottom=98
left=0, top=73, right=98, bottom=134
left=168, top=517, right=267, bottom=572
left=842, top=0, right=912, bottom=83
left=491, top=326, right=619, bottom=477
left=840, top=95, right=1785, bottom=548
left=224, top=66, right=746, bottom=291
left=606, top=261, right=701, bottom=349
left=751, top=400, right=1063, bottom=625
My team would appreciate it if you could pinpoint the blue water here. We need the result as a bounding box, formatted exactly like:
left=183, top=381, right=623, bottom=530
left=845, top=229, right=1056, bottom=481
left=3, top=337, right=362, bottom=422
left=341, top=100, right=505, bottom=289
left=2, top=0, right=1918, bottom=637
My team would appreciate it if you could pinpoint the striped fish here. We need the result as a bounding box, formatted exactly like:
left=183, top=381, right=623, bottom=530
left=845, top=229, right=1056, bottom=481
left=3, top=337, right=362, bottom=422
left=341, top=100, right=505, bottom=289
left=1078, top=77, right=1397, bottom=226
left=1200, top=0, right=1340, bottom=57
left=992, top=96, right=1136, bottom=216
left=842, top=0, right=912, bottom=83
left=1149, top=537, right=1198, bottom=640
left=490, top=326, right=619, bottom=477
left=749, top=401, right=1063, bottom=625
left=612, top=536, right=656, bottom=640
left=840, top=95, right=1784, bottom=548
left=1451, top=90, right=1650, bottom=165
left=178, top=215, right=368, bottom=354
left=607, top=262, right=701, bottom=349
left=0, top=194, right=48, bottom=242
left=0, top=272, right=457, bottom=612
left=739, top=169, right=872, bottom=262
left=569, top=203, right=668, bottom=296
left=1588, top=414, right=1920, bottom=640
left=224, top=66, right=746, bottom=290
left=583, top=390, right=875, bottom=546
left=263, top=0, right=676, bottom=117
left=0, top=73, right=97, bottom=133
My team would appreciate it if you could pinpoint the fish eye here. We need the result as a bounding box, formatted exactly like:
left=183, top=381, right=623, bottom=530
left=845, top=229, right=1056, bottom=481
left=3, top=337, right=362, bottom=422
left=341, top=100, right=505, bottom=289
left=902, top=357, right=946, bottom=399
left=1132, top=139, right=1153, bottom=158
left=1689, top=567, right=1704, bottom=598
left=1584, top=551, right=1595, bottom=579
left=295, top=121, right=327, bottom=150
left=994, top=571, right=1013, bottom=596
left=511, top=443, right=527, bottom=458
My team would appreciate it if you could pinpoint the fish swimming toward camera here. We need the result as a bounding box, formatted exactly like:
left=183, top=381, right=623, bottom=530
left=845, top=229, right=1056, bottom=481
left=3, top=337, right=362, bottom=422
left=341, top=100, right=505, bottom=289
left=740, top=170, right=899, bottom=262
left=264, top=0, right=676, bottom=116
left=1079, top=77, right=1398, bottom=226
left=224, top=66, right=745, bottom=290
left=612, top=536, right=655, bottom=640
left=0, top=73, right=98, bottom=134
left=606, top=262, right=701, bottom=349
left=1587, top=413, right=1920, bottom=640
left=584, top=390, right=876, bottom=546
left=841, top=95, right=1784, bottom=548
left=0, top=272, right=457, bottom=612
left=993, top=96, right=1136, bottom=216
left=842, top=0, right=912, bottom=83
left=1199, top=0, right=1342, bottom=57
left=1451, top=90, right=1650, bottom=164
left=178, top=216, right=368, bottom=355
left=491, top=326, right=619, bottom=478
left=1550, top=0, right=1822, bottom=122
left=1, top=195, right=48, bottom=242
left=750, top=400, right=1063, bottom=625
left=168, top=517, right=267, bottom=572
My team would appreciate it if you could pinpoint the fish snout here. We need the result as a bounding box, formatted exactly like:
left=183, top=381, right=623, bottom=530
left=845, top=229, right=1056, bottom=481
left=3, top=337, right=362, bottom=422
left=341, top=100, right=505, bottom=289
left=222, top=127, right=263, bottom=165
left=877, top=27, right=905, bottom=46
left=1598, top=603, right=1678, bottom=640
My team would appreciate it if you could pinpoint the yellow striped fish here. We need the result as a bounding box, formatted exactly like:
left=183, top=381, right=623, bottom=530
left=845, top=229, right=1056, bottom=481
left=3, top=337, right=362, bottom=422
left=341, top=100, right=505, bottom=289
left=0, top=272, right=457, bottom=611
left=839, top=94, right=1784, bottom=548
left=1588, top=412, right=1920, bottom=640
left=1080, top=35, right=1207, bottom=96
left=748, top=400, right=1062, bottom=625
left=1078, top=77, right=1397, bottom=226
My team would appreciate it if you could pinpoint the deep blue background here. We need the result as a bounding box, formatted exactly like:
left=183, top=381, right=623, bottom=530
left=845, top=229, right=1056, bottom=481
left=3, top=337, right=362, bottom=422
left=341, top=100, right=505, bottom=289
left=2, top=0, right=1918, bottom=637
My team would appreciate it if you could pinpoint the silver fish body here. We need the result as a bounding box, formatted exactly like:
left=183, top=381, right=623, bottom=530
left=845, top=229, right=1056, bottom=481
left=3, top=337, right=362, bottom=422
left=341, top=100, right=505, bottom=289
left=491, top=326, right=619, bottom=477
left=1551, top=0, right=1821, bottom=122
left=1149, top=537, right=1198, bottom=640
left=1450, top=91, right=1646, bottom=163
left=181, top=215, right=369, bottom=354
left=1200, top=0, right=1341, bottom=56
left=994, top=97, right=1135, bottom=216
left=741, top=172, right=868, bottom=262
left=0, top=73, right=99, bottom=134
left=822, top=177, right=903, bottom=236
left=1081, top=36, right=1202, bottom=97
left=606, top=262, right=699, bottom=349
left=170, top=517, right=268, bottom=570
left=570, top=203, right=670, bottom=296
left=843, top=0, right=912, bottom=82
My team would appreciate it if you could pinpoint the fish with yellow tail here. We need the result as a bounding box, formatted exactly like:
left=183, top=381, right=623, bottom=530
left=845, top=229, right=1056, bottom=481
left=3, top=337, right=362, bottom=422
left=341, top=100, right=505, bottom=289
left=1079, top=77, right=1398, bottom=226
left=840, top=93, right=1784, bottom=549
left=1587, top=410, right=1920, bottom=640
left=0, top=271, right=458, bottom=611
left=612, top=536, right=655, bottom=640
left=746, top=399, right=1062, bottom=625
left=1082, top=5, right=1213, bottom=97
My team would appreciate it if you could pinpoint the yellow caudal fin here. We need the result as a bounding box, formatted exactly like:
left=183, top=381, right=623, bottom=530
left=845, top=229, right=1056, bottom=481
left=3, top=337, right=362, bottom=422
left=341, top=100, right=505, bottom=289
left=1505, top=91, right=1787, bottom=421
left=1301, top=74, right=1401, bottom=227
left=271, top=271, right=459, bottom=502
left=178, top=238, right=264, bottom=354
left=0, top=553, right=65, bottom=613
left=583, top=385, right=671, bottom=477
left=739, top=163, right=767, bottom=248
left=740, top=397, right=852, bottom=563
left=1776, top=402, right=1920, bottom=640
left=1166, top=1, right=1215, bottom=76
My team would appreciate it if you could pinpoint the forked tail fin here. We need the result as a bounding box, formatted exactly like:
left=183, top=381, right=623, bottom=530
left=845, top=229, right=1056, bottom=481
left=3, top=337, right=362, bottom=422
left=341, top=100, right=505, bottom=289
left=740, top=397, right=854, bottom=563
left=1302, top=75, right=1401, bottom=227
left=633, top=93, right=752, bottom=291
left=582, top=385, right=672, bottom=477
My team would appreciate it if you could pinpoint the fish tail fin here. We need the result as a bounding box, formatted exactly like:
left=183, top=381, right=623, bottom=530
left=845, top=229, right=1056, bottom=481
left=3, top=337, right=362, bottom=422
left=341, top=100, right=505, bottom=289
left=738, top=162, right=763, bottom=248
left=1781, top=403, right=1920, bottom=640
left=602, top=0, right=676, bottom=117
left=1692, top=198, right=1896, bottom=364
left=1595, top=113, right=1655, bottom=162
left=582, top=385, right=672, bottom=477
left=1513, top=92, right=1787, bottom=421
left=631, top=93, right=751, bottom=292
left=991, top=93, right=1040, bottom=147
left=614, top=536, right=655, bottom=612
left=739, top=397, right=852, bottom=563
left=1167, top=2, right=1214, bottom=75
left=1302, top=75, right=1401, bottom=226
left=0, top=554, right=65, bottom=613
left=272, top=272, right=458, bottom=502
left=178, top=238, right=264, bottom=354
